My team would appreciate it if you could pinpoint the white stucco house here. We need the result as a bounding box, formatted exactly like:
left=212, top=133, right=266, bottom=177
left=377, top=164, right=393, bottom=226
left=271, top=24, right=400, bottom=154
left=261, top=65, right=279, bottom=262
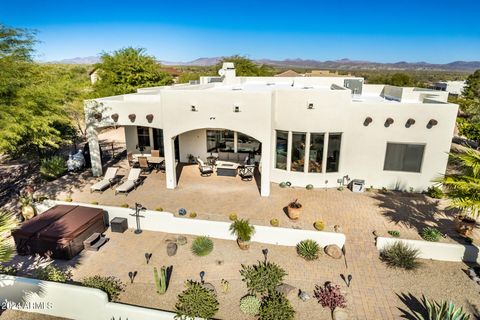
left=84, top=63, right=458, bottom=197
left=431, top=80, right=466, bottom=96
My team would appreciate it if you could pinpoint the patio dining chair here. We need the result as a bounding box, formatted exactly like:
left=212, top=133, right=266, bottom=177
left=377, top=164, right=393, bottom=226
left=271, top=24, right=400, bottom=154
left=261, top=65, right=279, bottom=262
left=151, top=149, right=160, bottom=157
left=197, top=158, right=213, bottom=177
left=138, top=156, right=153, bottom=174
left=115, top=168, right=143, bottom=195
left=127, top=152, right=137, bottom=168
left=90, top=167, right=120, bottom=193
left=239, top=165, right=255, bottom=181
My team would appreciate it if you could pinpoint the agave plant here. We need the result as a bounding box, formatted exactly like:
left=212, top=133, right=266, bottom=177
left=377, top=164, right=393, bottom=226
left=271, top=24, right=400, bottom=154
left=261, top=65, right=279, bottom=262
left=191, top=236, right=214, bottom=256
left=412, top=296, right=470, bottom=320
left=296, top=239, right=320, bottom=260
left=0, top=212, right=17, bottom=263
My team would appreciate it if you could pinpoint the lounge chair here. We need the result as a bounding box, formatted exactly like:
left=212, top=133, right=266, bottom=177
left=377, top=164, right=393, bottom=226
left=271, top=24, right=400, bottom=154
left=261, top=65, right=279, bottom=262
left=90, top=167, right=120, bottom=193
left=197, top=158, right=213, bottom=177
left=115, top=168, right=142, bottom=195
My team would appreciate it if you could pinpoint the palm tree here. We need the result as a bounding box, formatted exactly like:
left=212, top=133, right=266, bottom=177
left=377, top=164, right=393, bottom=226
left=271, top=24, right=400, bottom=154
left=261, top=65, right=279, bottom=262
left=438, top=149, right=480, bottom=219
left=0, top=212, right=17, bottom=263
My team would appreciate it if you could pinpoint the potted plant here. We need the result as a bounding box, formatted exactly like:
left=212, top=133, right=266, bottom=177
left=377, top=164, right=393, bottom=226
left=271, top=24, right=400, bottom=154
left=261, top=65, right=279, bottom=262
left=454, top=213, right=477, bottom=237
left=287, top=199, right=302, bottom=220
left=229, top=219, right=255, bottom=250
left=19, top=193, right=36, bottom=220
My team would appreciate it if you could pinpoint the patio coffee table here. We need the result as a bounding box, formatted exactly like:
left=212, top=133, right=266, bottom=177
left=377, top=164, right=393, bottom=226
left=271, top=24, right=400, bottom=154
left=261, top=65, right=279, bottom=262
left=216, top=162, right=239, bottom=177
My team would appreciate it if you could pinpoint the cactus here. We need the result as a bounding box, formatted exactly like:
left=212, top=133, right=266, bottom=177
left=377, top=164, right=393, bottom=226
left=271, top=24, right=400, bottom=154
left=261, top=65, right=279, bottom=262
left=154, top=266, right=167, bottom=294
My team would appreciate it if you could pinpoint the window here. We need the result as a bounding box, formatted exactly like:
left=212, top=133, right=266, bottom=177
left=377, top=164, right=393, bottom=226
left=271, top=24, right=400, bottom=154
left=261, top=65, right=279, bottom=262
left=275, top=131, right=288, bottom=170
left=291, top=132, right=306, bottom=172
left=152, top=128, right=164, bottom=156
left=326, top=133, right=342, bottom=172
left=308, top=133, right=324, bottom=172
left=137, top=127, right=150, bottom=148
left=206, top=130, right=234, bottom=152
left=384, top=143, right=425, bottom=172
left=237, top=133, right=261, bottom=154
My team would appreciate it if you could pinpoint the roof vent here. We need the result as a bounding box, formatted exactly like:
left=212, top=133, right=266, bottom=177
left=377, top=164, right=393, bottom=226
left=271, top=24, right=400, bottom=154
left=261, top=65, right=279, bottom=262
left=191, top=105, right=198, bottom=112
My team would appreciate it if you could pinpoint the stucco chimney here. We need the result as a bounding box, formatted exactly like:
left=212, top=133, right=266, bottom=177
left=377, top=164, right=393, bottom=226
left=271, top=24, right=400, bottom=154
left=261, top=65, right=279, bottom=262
left=221, top=62, right=236, bottom=84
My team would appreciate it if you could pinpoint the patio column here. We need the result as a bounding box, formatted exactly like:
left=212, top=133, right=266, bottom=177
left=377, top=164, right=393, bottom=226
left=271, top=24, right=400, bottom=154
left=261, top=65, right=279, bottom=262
left=164, top=136, right=177, bottom=189
left=259, top=134, right=272, bottom=197
left=86, top=123, right=102, bottom=177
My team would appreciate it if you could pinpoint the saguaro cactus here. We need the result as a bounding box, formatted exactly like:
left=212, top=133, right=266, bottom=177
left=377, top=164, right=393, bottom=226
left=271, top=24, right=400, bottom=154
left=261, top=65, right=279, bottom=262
left=154, top=266, right=167, bottom=294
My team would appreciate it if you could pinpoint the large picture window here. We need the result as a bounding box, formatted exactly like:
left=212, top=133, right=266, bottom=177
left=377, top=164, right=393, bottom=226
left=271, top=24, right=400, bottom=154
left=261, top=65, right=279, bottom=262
left=308, top=133, right=324, bottom=172
left=137, top=126, right=150, bottom=148
left=275, top=130, right=288, bottom=170
left=291, top=132, right=306, bottom=172
left=237, top=132, right=261, bottom=154
left=384, top=143, right=425, bottom=172
left=326, top=133, right=342, bottom=173
left=207, top=130, right=234, bottom=152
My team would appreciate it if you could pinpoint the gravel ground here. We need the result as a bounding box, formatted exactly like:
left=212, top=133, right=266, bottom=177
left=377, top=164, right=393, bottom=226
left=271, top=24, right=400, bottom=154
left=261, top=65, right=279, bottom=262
left=0, top=310, right=69, bottom=320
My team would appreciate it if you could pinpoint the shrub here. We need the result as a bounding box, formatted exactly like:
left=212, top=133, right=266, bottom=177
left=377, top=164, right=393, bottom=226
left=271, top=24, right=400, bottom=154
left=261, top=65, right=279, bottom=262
left=314, top=220, right=325, bottom=231
left=424, top=186, right=444, bottom=199
left=296, top=240, right=320, bottom=261
left=259, top=291, right=295, bottom=320
left=240, top=295, right=261, bottom=316
left=413, top=295, right=471, bottom=320
left=306, top=184, right=314, bottom=190
left=229, top=219, right=255, bottom=242
left=81, top=275, right=125, bottom=301
left=314, top=283, right=347, bottom=313
left=40, top=156, right=67, bottom=181
left=33, top=265, right=71, bottom=283
left=380, top=241, right=420, bottom=270
left=279, top=182, right=287, bottom=188
left=175, top=280, right=219, bottom=319
left=155, top=207, right=163, bottom=211
left=388, top=230, right=400, bottom=237
left=337, top=186, right=344, bottom=191
left=120, top=203, right=129, bottom=208
left=0, top=265, right=18, bottom=275
left=421, top=227, right=441, bottom=242
left=91, top=201, right=99, bottom=205
left=270, top=218, right=279, bottom=227
left=240, top=261, right=287, bottom=296
left=229, top=213, right=237, bottom=221
left=64, top=197, right=73, bottom=202
left=191, top=236, right=213, bottom=256
left=189, top=212, right=197, bottom=218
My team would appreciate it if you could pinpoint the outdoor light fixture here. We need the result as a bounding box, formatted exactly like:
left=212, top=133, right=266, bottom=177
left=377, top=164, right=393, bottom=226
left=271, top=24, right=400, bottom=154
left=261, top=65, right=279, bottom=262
left=200, top=271, right=205, bottom=284
left=130, top=203, right=146, bottom=234
left=128, top=114, right=136, bottom=123
left=363, top=117, right=373, bottom=126
left=209, top=116, right=216, bottom=120
left=128, top=271, right=137, bottom=284
left=233, top=105, right=240, bottom=113
left=111, top=113, right=119, bottom=122
left=405, top=118, right=416, bottom=128
left=191, top=105, right=197, bottom=112
left=146, top=114, right=154, bottom=123
left=262, top=248, right=269, bottom=263
left=427, top=119, right=438, bottom=129
left=384, top=117, right=394, bottom=127
left=307, top=103, right=314, bottom=110
left=145, top=252, right=152, bottom=264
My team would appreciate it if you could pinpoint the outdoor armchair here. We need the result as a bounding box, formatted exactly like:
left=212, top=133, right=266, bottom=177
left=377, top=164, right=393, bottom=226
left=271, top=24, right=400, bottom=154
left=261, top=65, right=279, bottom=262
left=197, top=158, right=214, bottom=177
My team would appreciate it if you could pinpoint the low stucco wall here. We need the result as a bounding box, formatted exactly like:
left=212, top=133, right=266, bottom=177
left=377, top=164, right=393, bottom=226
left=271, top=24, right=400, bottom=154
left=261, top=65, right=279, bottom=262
left=0, top=275, right=178, bottom=320
left=37, top=201, right=346, bottom=248
left=376, top=237, right=480, bottom=263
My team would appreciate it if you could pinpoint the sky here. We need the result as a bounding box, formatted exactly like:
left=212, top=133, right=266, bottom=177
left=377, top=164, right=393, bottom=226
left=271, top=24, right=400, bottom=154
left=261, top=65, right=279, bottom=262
left=1, top=0, right=479, bottom=63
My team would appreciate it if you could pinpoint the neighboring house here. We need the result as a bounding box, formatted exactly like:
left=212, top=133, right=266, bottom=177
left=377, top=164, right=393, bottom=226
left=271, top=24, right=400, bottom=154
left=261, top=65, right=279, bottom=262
left=160, top=67, right=181, bottom=82
left=88, top=68, right=99, bottom=84
left=275, top=69, right=302, bottom=77
left=305, top=70, right=351, bottom=77
left=85, top=62, right=457, bottom=197
left=431, top=80, right=466, bottom=97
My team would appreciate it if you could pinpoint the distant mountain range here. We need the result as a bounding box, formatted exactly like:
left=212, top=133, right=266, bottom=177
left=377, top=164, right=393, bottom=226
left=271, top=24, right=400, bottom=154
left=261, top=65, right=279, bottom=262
left=46, top=56, right=480, bottom=71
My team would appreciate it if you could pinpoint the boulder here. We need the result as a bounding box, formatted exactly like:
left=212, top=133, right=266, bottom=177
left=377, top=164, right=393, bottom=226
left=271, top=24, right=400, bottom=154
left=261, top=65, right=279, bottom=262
left=275, top=283, right=296, bottom=296
left=167, top=242, right=178, bottom=256
left=176, top=236, right=187, bottom=245
left=298, top=289, right=311, bottom=301
left=333, top=309, right=348, bottom=320
left=325, top=245, right=343, bottom=259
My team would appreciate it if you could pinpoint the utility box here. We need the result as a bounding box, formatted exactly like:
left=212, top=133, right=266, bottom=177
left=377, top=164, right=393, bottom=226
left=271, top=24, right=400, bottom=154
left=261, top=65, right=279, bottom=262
left=350, top=179, right=365, bottom=192
left=344, top=79, right=363, bottom=95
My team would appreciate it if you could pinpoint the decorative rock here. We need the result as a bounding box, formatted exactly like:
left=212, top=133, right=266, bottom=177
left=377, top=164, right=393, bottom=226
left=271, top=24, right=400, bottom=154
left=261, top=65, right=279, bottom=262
left=298, top=290, right=311, bottom=301
left=334, top=225, right=341, bottom=233
left=275, top=283, right=296, bottom=296
left=333, top=309, right=348, bottom=320
left=167, top=242, right=178, bottom=256
left=325, top=245, right=343, bottom=259
left=176, top=236, right=187, bottom=245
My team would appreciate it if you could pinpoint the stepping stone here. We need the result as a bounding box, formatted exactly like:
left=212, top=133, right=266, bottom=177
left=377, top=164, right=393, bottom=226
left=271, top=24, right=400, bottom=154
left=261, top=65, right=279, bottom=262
left=167, top=242, right=178, bottom=256
left=176, top=236, right=187, bottom=245
left=275, top=283, right=295, bottom=296
left=325, top=245, right=343, bottom=259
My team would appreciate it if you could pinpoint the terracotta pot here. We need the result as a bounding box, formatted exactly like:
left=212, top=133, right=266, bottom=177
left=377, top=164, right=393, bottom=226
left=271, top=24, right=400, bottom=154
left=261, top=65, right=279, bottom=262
left=454, top=216, right=476, bottom=237
left=237, top=239, right=250, bottom=250
left=21, top=205, right=36, bottom=220
left=287, top=204, right=302, bottom=220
